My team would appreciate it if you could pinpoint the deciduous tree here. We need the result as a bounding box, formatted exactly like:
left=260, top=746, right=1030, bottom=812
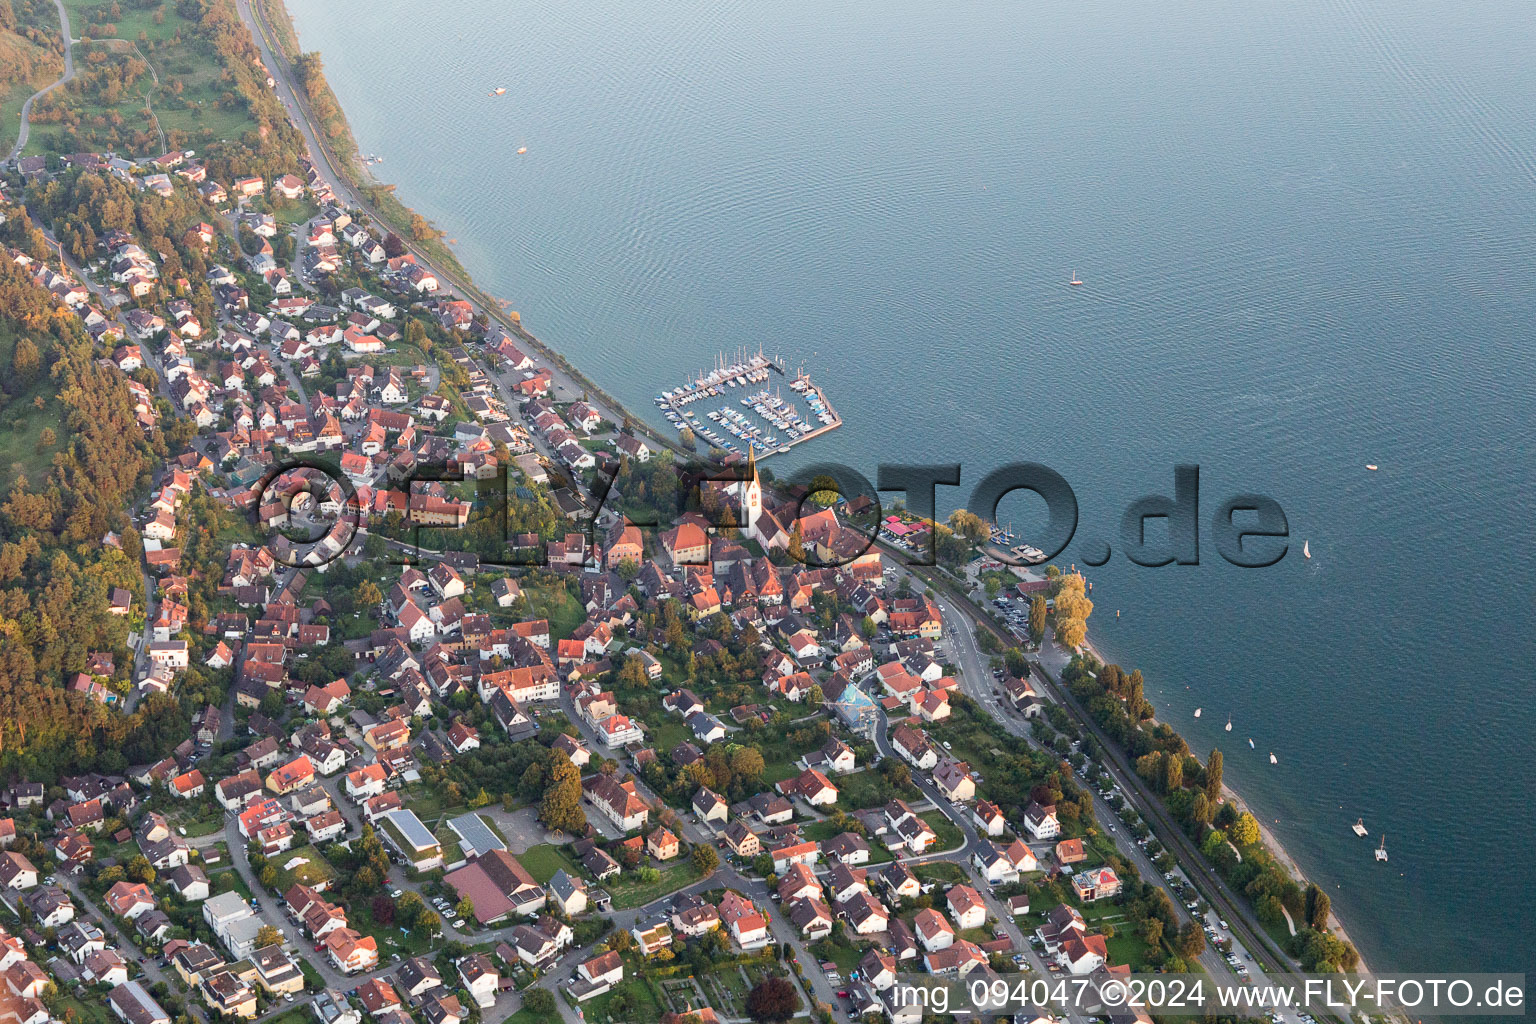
left=746, top=977, right=801, bottom=1023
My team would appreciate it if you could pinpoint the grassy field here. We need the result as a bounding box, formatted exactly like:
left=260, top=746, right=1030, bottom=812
left=515, top=577, right=585, bottom=640
left=261, top=1009, right=313, bottom=1024
left=210, top=867, right=252, bottom=899
left=833, top=767, right=920, bottom=810
left=431, top=822, right=464, bottom=867
left=808, top=934, right=865, bottom=975
left=920, top=810, right=966, bottom=852
left=31, top=0, right=261, bottom=156
left=912, top=860, right=967, bottom=885
left=270, top=843, right=337, bottom=892
left=399, top=782, right=468, bottom=823
left=581, top=973, right=667, bottom=1024
left=606, top=859, right=704, bottom=910
left=350, top=896, right=436, bottom=955
left=0, top=324, right=69, bottom=492
left=517, top=843, right=580, bottom=884
left=57, top=993, right=115, bottom=1024
left=1105, top=930, right=1155, bottom=970
left=167, top=796, right=227, bottom=838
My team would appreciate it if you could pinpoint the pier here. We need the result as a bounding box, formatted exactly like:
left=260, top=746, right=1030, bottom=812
left=656, top=350, right=842, bottom=458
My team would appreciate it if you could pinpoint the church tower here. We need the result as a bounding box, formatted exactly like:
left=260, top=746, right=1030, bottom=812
left=740, top=444, right=762, bottom=541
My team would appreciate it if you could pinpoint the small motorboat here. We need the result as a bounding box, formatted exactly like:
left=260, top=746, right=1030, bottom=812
left=1366, top=464, right=1378, bottom=471
left=1248, top=738, right=1255, bottom=749
left=1303, top=540, right=1311, bottom=559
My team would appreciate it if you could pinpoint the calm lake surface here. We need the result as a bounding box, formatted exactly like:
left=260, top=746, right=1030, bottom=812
left=287, top=0, right=1536, bottom=973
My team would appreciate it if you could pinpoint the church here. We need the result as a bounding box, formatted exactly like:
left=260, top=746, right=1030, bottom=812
left=731, top=446, right=789, bottom=552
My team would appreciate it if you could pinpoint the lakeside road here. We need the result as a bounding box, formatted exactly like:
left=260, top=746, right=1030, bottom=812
left=913, top=586, right=1260, bottom=987
left=912, top=562, right=1377, bottom=1024
left=6, top=0, right=75, bottom=163
left=234, top=0, right=695, bottom=468
left=1034, top=625, right=1374, bottom=977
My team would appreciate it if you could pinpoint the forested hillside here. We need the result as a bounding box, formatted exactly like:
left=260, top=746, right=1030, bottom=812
left=0, top=256, right=187, bottom=781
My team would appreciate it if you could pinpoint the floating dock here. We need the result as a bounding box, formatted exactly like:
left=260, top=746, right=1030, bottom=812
left=655, top=350, right=841, bottom=458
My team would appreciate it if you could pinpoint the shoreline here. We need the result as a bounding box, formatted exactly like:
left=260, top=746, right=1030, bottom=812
left=257, top=0, right=1372, bottom=984
left=243, top=0, right=694, bottom=467
left=1075, top=627, right=1374, bottom=975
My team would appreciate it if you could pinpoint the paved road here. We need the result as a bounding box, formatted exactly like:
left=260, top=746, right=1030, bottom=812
left=5, top=0, right=74, bottom=164
left=929, top=587, right=1240, bottom=979
left=558, top=692, right=842, bottom=1012
left=922, top=572, right=1318, bottom=1021
left=233, top=0, right=683, bottom=464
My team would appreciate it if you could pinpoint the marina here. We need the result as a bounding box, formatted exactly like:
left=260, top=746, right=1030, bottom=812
left=654, top=350, right=842, bottom=457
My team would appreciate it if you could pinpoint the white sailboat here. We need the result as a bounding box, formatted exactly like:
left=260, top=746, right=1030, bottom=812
left=1248, top=738, right=1255, bottom=749
left=1269, top=752, right=1278, bottom=764
left=1352, top=818, right=1368, bottom=837
left=1225, top=716, right=1232, bottom=732
left=1375, top=835, right=1389, bottom=862
left=1194, top=708, right=1202, bottom=718
left=1303, top=540, right=1311, bottom=559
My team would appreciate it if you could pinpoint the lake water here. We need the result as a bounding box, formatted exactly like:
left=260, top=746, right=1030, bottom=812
left=287, top=0, right=1536, bottom=974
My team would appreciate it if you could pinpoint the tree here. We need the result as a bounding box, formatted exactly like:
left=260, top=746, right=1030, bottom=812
left=692, top=844, right=719, bottom=875
left=1004, top=648, right=1028, bottom=679
left=787, top=523, right=805, bottom=563
left=619, top=654, right=648, bottom=688
left=371, top=893, right=396, bottom=925
left=10, top=336, right=41, bottom=381
left=1161, top=753, right=1183, bottom=793
left=1304, top=884, right=1331, bottom=931
left=126, top=855, right=155, bottom=884
left=397, top=891, right=425, bottom=927
left=730, top=746, right=765, bottom=784
left=256, top=924, right=282, bottom=949
left=539, top=752, right=587, bottom=834
left=1230, top=811, right=1261, bottom=847
left=417, top=910, right=441, bottom=935
left=456, top=898, right=475, bottom=921
left=1029, top=596, right=1047, bottom=642
left=1142, top=917, right=1163, bottom=948
left=1201, top=829, right=1230, bottom=860
left=355, top=579, right=382, bottom=608
left=947, top=508, right=988, bottom=543
left=1205, top=748, right=1223, bottom=803
left=1176, top=922, right=1205, bottom=959
left=1055, top=617, right=1087, bottom=649
left=808, top=474, right=840, bottom=507
left=746, top=977, right=801, bottom=1023
left=522, top=989, right=555, bottom=1016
